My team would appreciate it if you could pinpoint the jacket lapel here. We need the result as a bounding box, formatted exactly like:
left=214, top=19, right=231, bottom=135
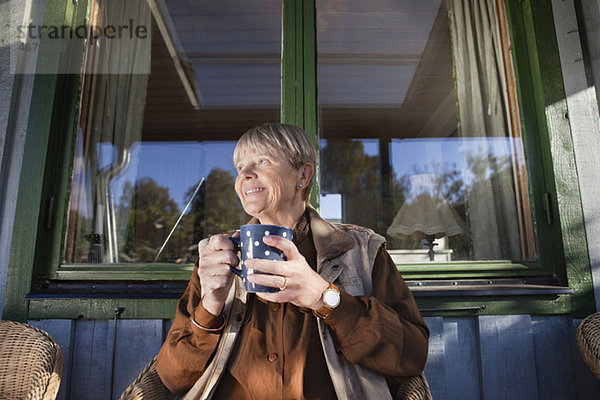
left=244, top=205, right=356, bottom=274
left=307, top=206, right=354, bottom=257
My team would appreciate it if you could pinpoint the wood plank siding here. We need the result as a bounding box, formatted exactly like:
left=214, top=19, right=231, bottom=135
left=30, top=315, right=600, bottom=400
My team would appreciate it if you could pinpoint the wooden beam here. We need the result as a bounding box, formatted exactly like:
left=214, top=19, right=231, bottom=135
left=147, top=0, right=201, bottom=110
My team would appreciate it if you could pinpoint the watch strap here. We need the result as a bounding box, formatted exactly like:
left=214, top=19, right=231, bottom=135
left=313, top=283, right=340, bottom=319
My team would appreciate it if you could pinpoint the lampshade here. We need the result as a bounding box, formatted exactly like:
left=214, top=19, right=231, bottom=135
left=387, top=174, right=465, bottom=239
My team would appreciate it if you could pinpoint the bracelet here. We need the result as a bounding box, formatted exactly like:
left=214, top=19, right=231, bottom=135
left=190, top=315, right=226, bottom=332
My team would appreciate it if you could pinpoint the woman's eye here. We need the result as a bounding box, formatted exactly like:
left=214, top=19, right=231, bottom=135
left=259, top=159, right=269, bottom=165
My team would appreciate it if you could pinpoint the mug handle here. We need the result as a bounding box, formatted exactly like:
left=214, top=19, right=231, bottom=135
left=228, top=237, right=243, bottom=277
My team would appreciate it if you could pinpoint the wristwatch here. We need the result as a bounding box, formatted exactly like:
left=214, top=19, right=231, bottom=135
left=313, top=283, right=341, bottom=319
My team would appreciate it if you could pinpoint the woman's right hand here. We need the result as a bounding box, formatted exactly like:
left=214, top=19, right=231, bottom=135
left=197, top=232, right=240, bottom=316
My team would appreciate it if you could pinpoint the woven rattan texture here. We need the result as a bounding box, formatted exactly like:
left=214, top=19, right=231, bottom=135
left=577, top=312, right=600, bottom=380
left=0, top=321, right=62, bottom=400
left=121, top=356, right=432, bottom=400
left=393, top=373, right=433, bottom=400
left=119, top=357, right=176, bottom=400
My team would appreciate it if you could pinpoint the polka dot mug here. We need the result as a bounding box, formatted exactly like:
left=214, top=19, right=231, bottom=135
left=229, top=224, right=293, bottom=293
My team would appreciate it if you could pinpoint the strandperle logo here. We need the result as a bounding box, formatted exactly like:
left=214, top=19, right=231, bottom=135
left=16, top=19, right=149, bottom=40
left=9, top=0, right=152, bottom=75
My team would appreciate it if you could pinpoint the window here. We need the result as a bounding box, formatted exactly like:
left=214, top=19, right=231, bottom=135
left=51, top=0, right=555, bottom=277
left=9, top=0, right=585, bottom=320
left=63, top=0, right=281, bottom=266
left=316, top=0, right=539, bottom=269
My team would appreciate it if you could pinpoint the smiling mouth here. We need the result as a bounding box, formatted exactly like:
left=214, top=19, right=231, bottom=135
left=245, top=187, right=264, bottom=195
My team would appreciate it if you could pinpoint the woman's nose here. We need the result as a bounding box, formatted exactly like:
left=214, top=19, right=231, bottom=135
left=239, top=164, right=257, bottom=178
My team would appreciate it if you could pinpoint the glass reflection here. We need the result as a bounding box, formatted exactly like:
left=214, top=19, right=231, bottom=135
left=317, top=0, right=535, bottom=262
left=64, top=0, right=281, bottom=264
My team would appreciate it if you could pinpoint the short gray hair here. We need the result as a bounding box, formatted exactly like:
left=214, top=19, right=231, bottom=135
left=233, top=123, right=317, bottom=200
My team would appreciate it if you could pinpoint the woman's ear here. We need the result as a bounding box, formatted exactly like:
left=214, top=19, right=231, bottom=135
left=299, top=163, right=315, bottom=186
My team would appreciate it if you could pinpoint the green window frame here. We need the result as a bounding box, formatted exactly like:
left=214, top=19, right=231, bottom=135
left=3, top=0, right=595, bottom=321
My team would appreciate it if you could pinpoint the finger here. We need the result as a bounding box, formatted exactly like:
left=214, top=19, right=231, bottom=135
left=198, top=261, right=232, bottom=279
left=202, top=276, right=233, bottom=292
left=245, top=258, right=286, bottom=276
left=198, top=263, right=232, bottom=284
left=203, top=250, right=239, bottom=268
left=201, top=263, right=233, bottom=277
left=207, top=234, right=237, bottom=251
left=262, top=235, right=301, bottom=260
left=247, top=272, right=287, bottom=289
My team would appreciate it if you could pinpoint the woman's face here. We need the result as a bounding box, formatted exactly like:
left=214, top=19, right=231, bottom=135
left=234, top=147, right=306, bottom=226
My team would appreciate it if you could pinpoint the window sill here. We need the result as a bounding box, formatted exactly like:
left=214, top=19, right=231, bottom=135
left=408, top=278, right=573, bottom=297
left=53, top=263, right=194, bottom=280
left=396, top=260, right=544, bottom=279
left=30, top=277, right=571, bottom=300
left=27, top=281, right=188, bottom=300
left=24, top=278, right=574, bottom=319
left=51, top=261, right=542, bottom=281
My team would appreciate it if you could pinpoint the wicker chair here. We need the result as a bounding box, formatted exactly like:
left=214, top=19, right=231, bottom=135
left=119, top=357, right=176, bottom=400
left=394, top=373, right=433, bottom=400
left=0, top=320, right=63, bottom=400
left=576, top=312, right=600, bottom=380
left=120, top=356, right=432, bottom=400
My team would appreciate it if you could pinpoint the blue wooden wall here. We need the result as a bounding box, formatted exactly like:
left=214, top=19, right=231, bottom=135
left=31, top=315, right=600, bottom=400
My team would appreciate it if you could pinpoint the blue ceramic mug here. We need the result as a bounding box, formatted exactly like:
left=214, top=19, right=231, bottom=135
left=229, top=224, right=293, bottom=293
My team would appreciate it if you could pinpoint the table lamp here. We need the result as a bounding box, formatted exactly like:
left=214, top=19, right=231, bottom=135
left=387, top=174, right=465, bottom=261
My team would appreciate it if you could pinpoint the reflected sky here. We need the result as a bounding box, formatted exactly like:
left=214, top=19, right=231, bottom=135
left=89, top=136, right=522, bottom=220
left=97, top=141, right=237, bottom=211
left=390, top=137, right=523, bottom=188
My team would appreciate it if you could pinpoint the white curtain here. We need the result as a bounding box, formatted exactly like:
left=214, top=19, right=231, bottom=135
left=449, top=0, right=522, bottom=260
left=68, top=0, right=151, bottom=263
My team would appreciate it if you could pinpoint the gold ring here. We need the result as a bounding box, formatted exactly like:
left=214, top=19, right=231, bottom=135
left=279, top=276, right=288, bottom=291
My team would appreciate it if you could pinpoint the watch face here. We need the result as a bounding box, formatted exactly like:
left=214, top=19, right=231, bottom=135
left=324, top=289, right=340, bottom=308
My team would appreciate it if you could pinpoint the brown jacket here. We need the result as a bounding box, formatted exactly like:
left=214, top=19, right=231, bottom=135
left=156, top=207, right=429, bottom=399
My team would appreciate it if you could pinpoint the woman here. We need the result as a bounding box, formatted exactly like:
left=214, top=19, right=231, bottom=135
left=155, top=123, right=429, bottom=399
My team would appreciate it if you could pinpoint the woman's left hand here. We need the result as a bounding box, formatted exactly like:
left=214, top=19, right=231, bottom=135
left=246, top=235, right=329, bottom=310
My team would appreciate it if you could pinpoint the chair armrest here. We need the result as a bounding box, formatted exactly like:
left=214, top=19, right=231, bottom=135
left=577, top=312, right=600, bottom=380
left=119, top=356, right=177, bottom=400
left=0, top=320, right=63, bottom=400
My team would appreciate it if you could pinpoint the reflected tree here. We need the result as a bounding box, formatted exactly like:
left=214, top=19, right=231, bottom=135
left=115, top=169, right=248, bottom=264
left=462, top=149, right=520, bottom=260
left=203, top=168, right=249, bottom=236
left=321, top=139, right=381, bottom=232
left=181, top=168, right=249, bottom=257
left=119, top=178, right=181, bottom=262
left=65, top=210, right=94, bottom=263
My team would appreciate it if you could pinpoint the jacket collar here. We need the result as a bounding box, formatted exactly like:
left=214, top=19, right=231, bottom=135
left=306, top=205, right=355, bottom=261
left=245, top=204, right=355, bottom=261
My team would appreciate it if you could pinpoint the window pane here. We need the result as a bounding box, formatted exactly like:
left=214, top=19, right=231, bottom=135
left=316, top=0, right=536, bottom=263
left=64, top=0, right=281, bottom=264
